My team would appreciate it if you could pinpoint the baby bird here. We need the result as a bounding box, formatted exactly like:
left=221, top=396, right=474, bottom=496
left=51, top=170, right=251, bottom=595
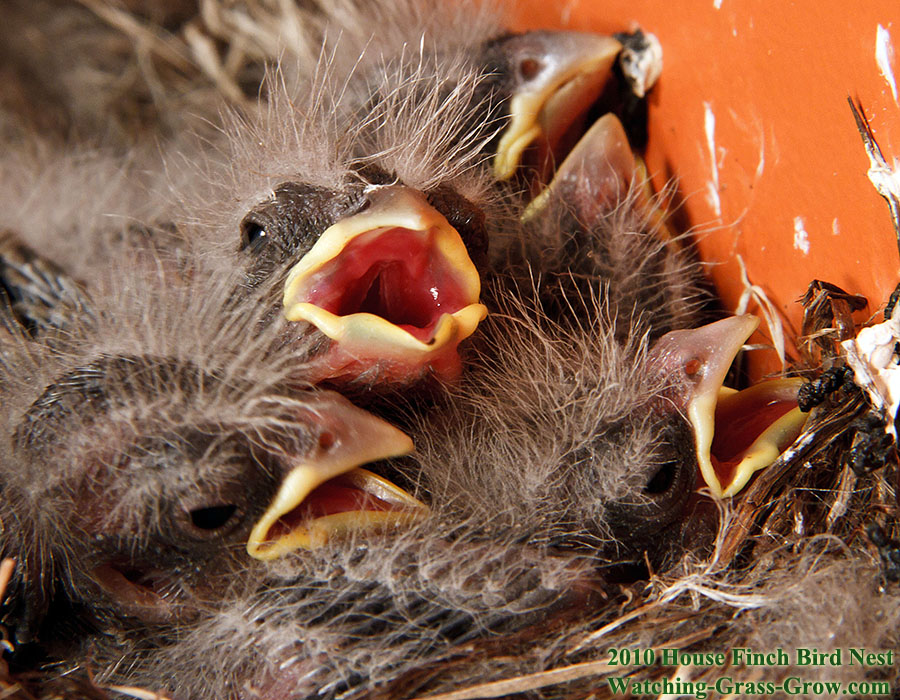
left=406, top=285, right=757, bottom=568
left=177, top=0, right=644, bottom=396
left=507, top=112, right=703, bottom=338
left=183, top=61, right=493, bottom=393
left=0, top=236, right=422, bottom=652
left=89, top=501, right=601, bottom=699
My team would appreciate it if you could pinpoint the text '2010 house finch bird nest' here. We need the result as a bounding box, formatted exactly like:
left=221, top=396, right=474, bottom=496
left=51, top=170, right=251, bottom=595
left=0, top=1, right=898, bottom=699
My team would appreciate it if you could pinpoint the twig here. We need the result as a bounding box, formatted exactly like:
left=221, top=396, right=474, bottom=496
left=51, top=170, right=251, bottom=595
left=105, top=685, right=174, bottom=700
left=412, top=660, right=614, bottom=700
left=848, top=97, right=900, bottom=260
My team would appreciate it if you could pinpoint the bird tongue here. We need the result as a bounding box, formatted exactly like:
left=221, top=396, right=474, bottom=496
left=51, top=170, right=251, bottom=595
left=296, top=227, right=470, bottom=343
left=283, top=187, right=487, bottom=385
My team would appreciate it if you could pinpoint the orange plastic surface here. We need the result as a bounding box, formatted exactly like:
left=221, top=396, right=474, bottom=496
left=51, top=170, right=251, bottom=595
left=510, top=1, right=900, bottom=378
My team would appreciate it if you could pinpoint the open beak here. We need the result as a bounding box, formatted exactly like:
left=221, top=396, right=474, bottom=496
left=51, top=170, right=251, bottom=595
left=494, top=32, right=623, bottom=181
left=283, top=186, right=487, bottom=384
left=522, top=113, right=678, bottom=254
left=523, top=113, right=636, bottom=221
left=711, top=379, right=808, bottom=496
left=652, top=316, right=809, bottom=498
left=247, top=398, right=424, bottom=561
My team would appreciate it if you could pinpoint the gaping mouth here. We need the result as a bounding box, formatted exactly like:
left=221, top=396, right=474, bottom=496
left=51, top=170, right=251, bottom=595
left=247, top=399, right=424, bottom=561
left=654, top=316, right=809, bottom=498
left=522, top=112, right=638, bottom=222
left=248, top=468, right=427, bottom=560
left=494, top=34, right=670, bottom=239
left=494, top=33, right=623, bottom=183
left=283, top=187, right=487, bottom=383
left=709, top=379, right=808, bottom=496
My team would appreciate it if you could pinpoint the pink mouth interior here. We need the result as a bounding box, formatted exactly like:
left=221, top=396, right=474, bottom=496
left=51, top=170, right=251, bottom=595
left=710, top=396, right=799, bottom=490
left=302, top=228, right=471, bottom=343
left=264, top=474, right=399, bottom=543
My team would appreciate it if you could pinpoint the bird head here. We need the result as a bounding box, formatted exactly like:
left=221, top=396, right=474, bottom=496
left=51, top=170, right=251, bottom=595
left=180, top=56, right=502, bottom=393
left=408, top=289, right=697, bottom=561
left=238, top=179, right=489, bottom=388
left=482, top=30, right=624, bottom=184
left=0, top=256, right=424, bottom=642
left=2, top=350, right=418, bottom=637
left=409, top=284, right=801, bottom=568
left=503, top=110, right=704, bottom=343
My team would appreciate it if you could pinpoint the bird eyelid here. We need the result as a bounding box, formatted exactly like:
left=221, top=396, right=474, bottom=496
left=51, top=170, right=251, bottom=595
left=173, top=480, right=253, bottom=542
left=239, top=181, right=368, bottom=258
left=605, top=417, right=695, bottom=542
left=178, top=502, right=244, bottom=540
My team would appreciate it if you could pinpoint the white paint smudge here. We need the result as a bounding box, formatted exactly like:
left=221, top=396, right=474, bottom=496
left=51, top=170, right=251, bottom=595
left=877, top=24, right=898, bottom=103
left=755, top=130, right=766, bottom=180
left=832, top=218, right=840, bottom=236
left=713, top=0, right=722, bottom=9
left=793, top=216, right=810, bottom=254
left=704, top=102, right=722, bottom=217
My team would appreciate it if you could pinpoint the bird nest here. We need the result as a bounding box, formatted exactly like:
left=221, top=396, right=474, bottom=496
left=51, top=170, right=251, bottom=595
left=0, top=2, right=898, bottom=699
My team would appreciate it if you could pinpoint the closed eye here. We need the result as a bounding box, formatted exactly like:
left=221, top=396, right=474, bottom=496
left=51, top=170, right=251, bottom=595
left=189, top=504, right=238, bottom=531
left=644, top=459, right=679, bottom=495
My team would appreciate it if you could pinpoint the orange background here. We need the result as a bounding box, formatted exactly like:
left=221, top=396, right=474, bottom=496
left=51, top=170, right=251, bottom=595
left=510, top=1, right=900, bottom=378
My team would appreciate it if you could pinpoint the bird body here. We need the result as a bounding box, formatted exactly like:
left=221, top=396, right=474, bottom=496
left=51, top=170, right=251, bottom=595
left=0, top=234, right=425, bottom=649
left=159, top=0, right=652, bottom=393
left=0, top=3, right=897, bottom=700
